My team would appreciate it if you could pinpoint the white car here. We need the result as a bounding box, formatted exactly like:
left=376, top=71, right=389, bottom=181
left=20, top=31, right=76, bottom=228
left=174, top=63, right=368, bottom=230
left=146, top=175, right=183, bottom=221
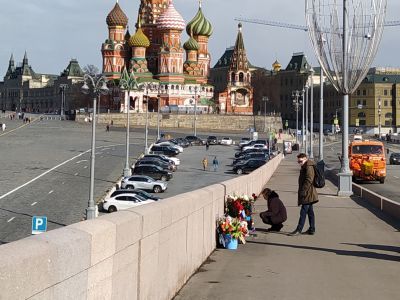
left=159, top=154, right=180, bottom=166
left=220, top=137, right=233, bottom=145
left=154, top=142, right=183, bottom=153
left=353, top=134, right=362, bottom=141
left=242, top=143, right=268, bottom=151
left=121, top=175, right=167, bottom=193
left=103, top=193, right=153, bottom=213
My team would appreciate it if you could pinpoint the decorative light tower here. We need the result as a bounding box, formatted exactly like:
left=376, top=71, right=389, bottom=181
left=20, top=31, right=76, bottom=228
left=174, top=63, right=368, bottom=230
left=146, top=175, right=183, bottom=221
left=306, top=0, right=387, bottom=196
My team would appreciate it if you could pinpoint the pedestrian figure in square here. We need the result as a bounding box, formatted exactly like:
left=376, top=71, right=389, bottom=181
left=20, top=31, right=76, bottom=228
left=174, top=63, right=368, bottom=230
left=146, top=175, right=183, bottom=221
left=202, top=157, right=208, bottom=171
left=289, top=153, right=318, bottom=236
left=106, top=124, right=110, bottom=132
left=1, top=123, right=5, bottom=132
left=212, top=156, right=219, bottom=172
left=205, top=141, right=210, bottom=151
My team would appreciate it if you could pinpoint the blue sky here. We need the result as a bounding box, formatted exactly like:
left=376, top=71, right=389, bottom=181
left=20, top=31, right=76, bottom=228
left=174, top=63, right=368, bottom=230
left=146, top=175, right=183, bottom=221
left=1, top=0, right=399, bottom=77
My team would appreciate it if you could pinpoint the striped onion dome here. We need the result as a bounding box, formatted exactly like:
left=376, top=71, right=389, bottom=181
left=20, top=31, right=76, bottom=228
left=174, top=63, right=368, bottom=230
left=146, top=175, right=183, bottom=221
left=106, top=2, right=128, bottom=27
left=186, top=5, right=213, bottom=37
left=157, top=0, right=185, bottom=31
left=129, top=27, right=150, bottom=48
left=183, top=36, right=200, bottom=51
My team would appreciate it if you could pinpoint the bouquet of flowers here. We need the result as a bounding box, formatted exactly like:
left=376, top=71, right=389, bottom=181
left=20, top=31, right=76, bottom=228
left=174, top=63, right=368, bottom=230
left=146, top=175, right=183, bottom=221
left=225, top=193, right=257, bottom=219
left=217, top=216, right=248, bottom=246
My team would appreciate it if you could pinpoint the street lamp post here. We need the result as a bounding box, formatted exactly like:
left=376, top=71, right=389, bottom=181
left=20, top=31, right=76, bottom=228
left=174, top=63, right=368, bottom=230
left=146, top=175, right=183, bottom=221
left=81, top=73, right=109, bottom=220
left=157, top=87, right=162, bottom=141
left=192, top=86, right=199, bottom=136
left=59, top=84, right=68, bottom=120
left=378, top=98, right=382, bottom=139
left=301, top=89, right=305, bottom=151
left=145, top=85, right=150, bottom=154
left=292, top=91, right=302, bottom=145
left=319, top=69, right=324, bottom=161
left=119, top=69, right=139, bottom=177
left=310, top=69, right=314, bottom=159
left=305, top=83, right=309, bottom=154
left=262, top=96, right=268, bottom=132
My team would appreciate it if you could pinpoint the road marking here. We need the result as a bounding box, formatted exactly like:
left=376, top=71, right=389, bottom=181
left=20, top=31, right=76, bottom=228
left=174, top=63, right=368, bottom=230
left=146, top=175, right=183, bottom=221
left=31, top=202, right=37, bottom=206
left=74, top=173, right=79, bottom=176
left=0, top=143, right=125, bottom=200
left=394, top=176, right=399, bottom=179
left=7, top=217, right=15, bottom=222
left=83, top=166, right=88, bottom=169
left=62, top=182, right=65, bottom=185
left=76, top=160, right=88, bottom=164
left=48, top=190, right=54, bottom=194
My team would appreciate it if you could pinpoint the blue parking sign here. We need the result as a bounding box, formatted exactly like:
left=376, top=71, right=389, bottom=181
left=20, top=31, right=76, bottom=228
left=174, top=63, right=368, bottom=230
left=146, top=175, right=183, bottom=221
left=32, top=216, right=47, bottom=235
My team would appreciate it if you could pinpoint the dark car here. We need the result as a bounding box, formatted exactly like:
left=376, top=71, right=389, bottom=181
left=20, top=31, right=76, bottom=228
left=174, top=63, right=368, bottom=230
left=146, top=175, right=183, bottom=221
left=185, top=135, right=205, bottom=146
left=389, top=153, right=400, bottom=165
left=169, top=138, right=190, bottom=148
left=206, top=135, right=218, bottom=145
left=233, top=159, right=267, bottom=175
left=132, top=164, right=173, bottom=181
left=135, top=158, right=175, bottom=172
left=150, top=145, right=179, bottom=156
left=233, top=153, right=269, bottom=166
left=234, top=148, right=268, bottom=158
left=110, top=189, right=160, bottom=201
left=143, top=154, right=177, bottom=166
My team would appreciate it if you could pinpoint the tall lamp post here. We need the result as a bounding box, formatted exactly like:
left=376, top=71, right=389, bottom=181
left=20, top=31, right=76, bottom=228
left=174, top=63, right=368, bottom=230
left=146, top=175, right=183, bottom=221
left=156, top=85, right=163, bottom=141
left=319, top=69, right=324, bottom=161
left=378, top=98, right=382, bottom=139
left=301, top=89, right=306, bottom=151
left=292, top=90, right=302, bottom=145
left=304, top=83, right=309, bottom=153
left=310, top=68, right=314, bottom=159
left=191, top=86, right=199, bottom=136
left=59, top=84, right=68, bottom=120
left=142, top=82, right=155, bottom=154
left=262, top=96, right=268, bottom=132
left=81, top=73, right=109, bottom=220
left=119, top=68, right=139, bottom=177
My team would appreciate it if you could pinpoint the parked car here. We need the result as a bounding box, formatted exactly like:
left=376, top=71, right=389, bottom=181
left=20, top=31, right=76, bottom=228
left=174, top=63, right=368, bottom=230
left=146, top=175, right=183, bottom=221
left=185, top=135, right=205, bottom=145
left=233, top=159, right=267, bottom=175
left=239, top=137, right=251, bottom=146
left=143, top=154, right=180, bottom=166
left=132, top=164, right=173, bottom=181
left=207, top=135, right=218, bottom=145
left=103, top=193, right=152, bottom=213
left=240, top=139, right=267, bottom=150
left=242, top=143, right=268, bottom=151
left=121, top=175, right=168, bottom=193
left=110, top=188, right=161, bottom=200
left=134, top=159, right=175, bottom=172
left=233, top=152, right=269, bottom=166
left=150, top=145, right=179, bottom=156
left=154, top=141, right=183, bottom=153
left=220, top=137, right=233, bottom=145
left=389, top=153, right=400, bottom=165
left=235, top=148, right=268, bottom=158
left=170, top=138, right=190, bottom=148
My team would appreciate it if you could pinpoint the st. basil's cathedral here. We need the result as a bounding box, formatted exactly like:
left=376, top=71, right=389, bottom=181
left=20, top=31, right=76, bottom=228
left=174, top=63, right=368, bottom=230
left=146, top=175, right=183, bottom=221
left=101, top=0, right=253, bottom=114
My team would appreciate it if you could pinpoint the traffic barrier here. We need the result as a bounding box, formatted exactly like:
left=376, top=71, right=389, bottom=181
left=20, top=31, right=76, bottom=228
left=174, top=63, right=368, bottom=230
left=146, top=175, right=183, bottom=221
left=0, top=155, right=283, bottom=299
left=352, top=183, right=400, bottom=220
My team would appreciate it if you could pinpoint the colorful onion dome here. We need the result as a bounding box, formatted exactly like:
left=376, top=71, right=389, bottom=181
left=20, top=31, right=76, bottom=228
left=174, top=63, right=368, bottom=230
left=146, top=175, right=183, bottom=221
left=186, top=4, right=213, bottom=37
left=183, top=36, right=200, bottom=51
left=129, top=27, right=150, bottom=48
left=106, top=2, right=128, bottom=27
left=157, top=0, right=185, bottom=31
left=272, top=60, right=282, bottom=71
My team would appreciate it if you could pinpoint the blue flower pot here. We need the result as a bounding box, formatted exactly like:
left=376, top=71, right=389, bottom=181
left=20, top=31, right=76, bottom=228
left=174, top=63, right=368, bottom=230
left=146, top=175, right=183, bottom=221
left=224, top=234, right=238, bottom=250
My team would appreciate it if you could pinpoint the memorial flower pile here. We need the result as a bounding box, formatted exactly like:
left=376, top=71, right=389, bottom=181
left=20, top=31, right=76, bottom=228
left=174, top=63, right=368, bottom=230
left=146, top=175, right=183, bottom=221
left=217, top=216, right=248, bottom=244
left=225, top=193, right=257, bottom=219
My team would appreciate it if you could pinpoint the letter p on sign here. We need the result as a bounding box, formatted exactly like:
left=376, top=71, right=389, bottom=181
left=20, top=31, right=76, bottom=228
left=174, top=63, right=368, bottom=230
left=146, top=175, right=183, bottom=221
left=32, top=216, right=47, bottom=235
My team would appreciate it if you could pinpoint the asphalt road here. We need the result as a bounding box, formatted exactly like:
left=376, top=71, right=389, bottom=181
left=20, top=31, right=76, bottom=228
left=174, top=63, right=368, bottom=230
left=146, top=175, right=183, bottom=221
left=314, top=135, right=400, bottom=203
left=0, top=117, right=245, bottom=244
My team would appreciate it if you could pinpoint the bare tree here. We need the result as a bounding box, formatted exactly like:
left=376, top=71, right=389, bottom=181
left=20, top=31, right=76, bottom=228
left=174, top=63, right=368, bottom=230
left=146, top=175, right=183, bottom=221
left=83, top=65, right=100, bottom=77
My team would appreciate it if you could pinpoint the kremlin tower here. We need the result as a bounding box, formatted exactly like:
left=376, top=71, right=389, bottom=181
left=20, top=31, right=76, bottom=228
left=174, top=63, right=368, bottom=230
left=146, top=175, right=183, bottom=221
left=101, top=0, right=214, bottom=111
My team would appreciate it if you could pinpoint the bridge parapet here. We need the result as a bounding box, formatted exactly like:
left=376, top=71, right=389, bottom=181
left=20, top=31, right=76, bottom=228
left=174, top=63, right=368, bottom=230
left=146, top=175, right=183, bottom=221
left=0, top=155, right=283, bottom=299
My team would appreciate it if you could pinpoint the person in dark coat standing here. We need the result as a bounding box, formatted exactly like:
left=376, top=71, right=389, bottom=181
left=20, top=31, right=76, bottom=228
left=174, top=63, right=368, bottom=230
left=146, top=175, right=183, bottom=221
left=289, top=153, right=319, bottom=236
left=259, top=188, right=287, bottom=232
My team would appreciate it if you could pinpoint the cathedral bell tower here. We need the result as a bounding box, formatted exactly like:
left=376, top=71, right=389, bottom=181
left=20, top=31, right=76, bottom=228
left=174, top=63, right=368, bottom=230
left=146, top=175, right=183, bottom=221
left=102, top=1, right=129, bottom=80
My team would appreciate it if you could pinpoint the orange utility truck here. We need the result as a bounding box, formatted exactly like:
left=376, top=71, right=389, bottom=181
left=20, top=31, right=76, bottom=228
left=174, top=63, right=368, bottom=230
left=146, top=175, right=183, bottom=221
left=349, top=140, right=386, bottom=183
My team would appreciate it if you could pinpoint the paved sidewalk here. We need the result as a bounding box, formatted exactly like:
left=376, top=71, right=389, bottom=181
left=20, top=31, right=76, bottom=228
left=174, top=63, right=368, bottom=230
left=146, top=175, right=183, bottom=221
left=175, top=155, right=400, bottom=300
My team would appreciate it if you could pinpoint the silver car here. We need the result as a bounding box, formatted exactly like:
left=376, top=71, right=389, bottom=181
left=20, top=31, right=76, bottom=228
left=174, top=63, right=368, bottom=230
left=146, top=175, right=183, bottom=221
left=121, top=175, right=168, bottom=193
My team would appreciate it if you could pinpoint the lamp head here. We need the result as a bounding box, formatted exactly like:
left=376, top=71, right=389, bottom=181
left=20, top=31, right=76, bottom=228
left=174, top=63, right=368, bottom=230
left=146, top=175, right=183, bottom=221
left=81, top=82, right=90, bottom=95
left=100, top=81, right=109, bottom=95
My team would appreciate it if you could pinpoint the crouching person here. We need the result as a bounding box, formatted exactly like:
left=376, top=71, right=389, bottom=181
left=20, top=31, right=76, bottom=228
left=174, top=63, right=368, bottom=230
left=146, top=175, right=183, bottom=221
left=259, top=188, right=287, bottom=232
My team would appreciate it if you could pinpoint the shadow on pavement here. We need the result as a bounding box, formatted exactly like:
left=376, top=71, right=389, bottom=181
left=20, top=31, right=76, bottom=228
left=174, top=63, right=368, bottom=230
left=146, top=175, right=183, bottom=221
left=246, top=240, right=400, bottom=262
left=342, top=243, right=400, bottom=254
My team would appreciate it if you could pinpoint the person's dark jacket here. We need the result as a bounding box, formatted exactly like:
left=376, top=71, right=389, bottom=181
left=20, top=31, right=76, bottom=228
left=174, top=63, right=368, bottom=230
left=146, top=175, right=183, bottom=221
left=298, top=160, right=319, bottom=206
left=262, top=191, right=287, bottom=224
